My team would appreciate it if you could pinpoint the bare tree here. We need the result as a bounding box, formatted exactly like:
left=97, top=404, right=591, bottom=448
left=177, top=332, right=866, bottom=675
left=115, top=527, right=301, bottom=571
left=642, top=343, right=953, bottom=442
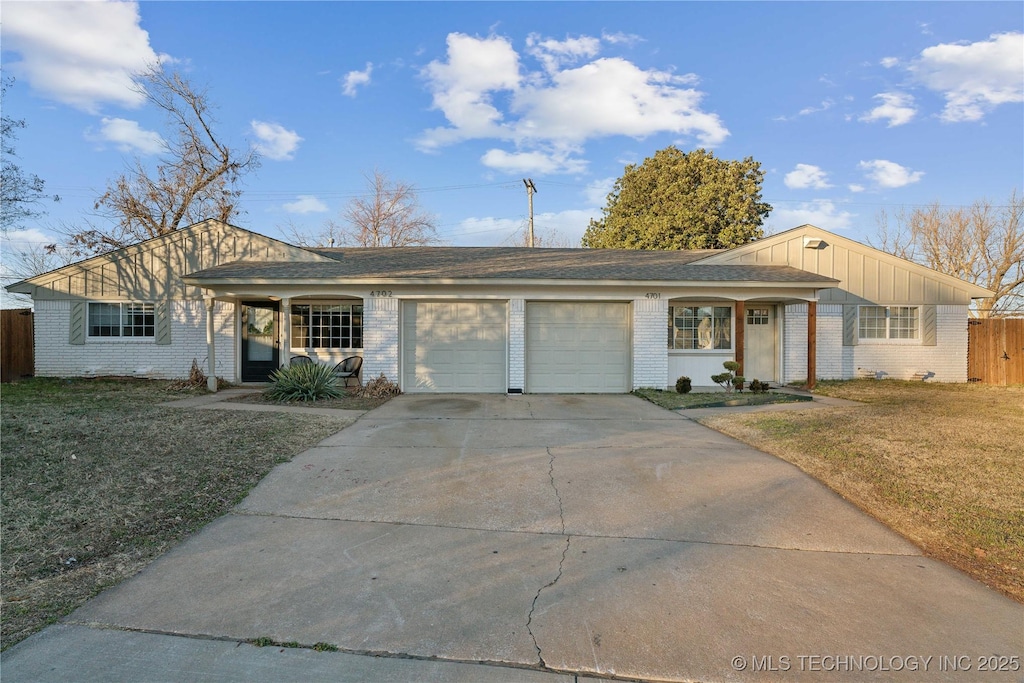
left=502, top=223, right=573, bottom=248
left=873, top=190, right=1024, bottom=317
left=56, top=64, right=258, bottom=257
left=280, top=219, right=345, bottom=249
left=1, top=76, right=58, bottom=233
left=333, top=169, right=439, bottom=247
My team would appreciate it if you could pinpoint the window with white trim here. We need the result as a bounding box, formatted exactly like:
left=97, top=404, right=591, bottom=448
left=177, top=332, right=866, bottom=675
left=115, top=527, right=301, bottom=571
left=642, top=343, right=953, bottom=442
left=291, top=303, right=363, bottom=349
left=87, top=302, right=155, bottom=337
left=858, top=306, right=919, bottom=340
left=668, top=305, right=732, bottom=350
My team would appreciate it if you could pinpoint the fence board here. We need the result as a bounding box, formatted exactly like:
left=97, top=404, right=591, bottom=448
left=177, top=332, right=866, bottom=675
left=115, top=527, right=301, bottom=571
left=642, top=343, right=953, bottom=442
left=968, top=318, right=1024, bottom=385
left=1, top=309, right=34, bottom=382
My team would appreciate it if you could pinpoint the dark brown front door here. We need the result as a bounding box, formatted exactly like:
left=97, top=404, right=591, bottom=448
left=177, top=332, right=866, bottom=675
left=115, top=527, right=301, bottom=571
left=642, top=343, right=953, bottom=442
left=241, top=302, right=279, bottom=382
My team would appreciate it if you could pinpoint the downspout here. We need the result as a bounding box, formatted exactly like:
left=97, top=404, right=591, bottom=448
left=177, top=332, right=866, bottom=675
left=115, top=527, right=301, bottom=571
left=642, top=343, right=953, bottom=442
left=205, top=294, right=217, bottom=392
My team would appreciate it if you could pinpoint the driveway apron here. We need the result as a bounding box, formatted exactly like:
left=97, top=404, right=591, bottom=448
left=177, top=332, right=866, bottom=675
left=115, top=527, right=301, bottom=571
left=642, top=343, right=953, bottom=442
left=54, top=395, right=1022, bottom=681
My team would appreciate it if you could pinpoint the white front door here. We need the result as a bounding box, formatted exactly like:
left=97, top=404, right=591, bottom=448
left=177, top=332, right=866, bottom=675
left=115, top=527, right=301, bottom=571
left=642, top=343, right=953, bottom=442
left=744, top=305, right=776, bottom=382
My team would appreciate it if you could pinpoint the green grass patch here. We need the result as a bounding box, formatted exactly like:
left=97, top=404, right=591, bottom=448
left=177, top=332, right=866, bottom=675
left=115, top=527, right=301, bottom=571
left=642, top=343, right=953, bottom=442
left=633, top=387, right=813, bottom=410
left=1, top=377, right=357, bottom=650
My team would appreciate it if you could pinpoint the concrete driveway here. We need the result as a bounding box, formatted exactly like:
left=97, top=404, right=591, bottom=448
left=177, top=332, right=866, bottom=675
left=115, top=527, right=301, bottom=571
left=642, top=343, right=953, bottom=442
left=8, top=394, right=1022, bottom=681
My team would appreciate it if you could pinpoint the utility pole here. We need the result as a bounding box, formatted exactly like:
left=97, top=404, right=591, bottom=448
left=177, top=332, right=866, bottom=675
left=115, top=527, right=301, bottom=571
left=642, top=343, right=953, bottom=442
left=523, top=178, right=537, bottom=247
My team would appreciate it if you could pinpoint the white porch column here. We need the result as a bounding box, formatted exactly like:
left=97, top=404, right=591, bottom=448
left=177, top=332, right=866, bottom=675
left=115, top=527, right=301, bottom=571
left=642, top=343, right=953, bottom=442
left=205, top=295, right=217, bottom=392
left=280, top=296, right=291, bottom=366
left=508, top=299, right=525, bottom=392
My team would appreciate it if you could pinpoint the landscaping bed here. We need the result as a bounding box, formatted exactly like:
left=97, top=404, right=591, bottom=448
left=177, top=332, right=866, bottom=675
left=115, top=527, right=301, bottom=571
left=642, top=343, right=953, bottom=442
left=633, top=387, right=813, bottom=410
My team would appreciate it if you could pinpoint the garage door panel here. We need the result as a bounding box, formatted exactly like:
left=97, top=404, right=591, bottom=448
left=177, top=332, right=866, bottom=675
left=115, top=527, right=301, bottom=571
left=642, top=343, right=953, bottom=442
left=526, top=302, right=630, bottom=393
left=403, top=302, right=507, bottom=393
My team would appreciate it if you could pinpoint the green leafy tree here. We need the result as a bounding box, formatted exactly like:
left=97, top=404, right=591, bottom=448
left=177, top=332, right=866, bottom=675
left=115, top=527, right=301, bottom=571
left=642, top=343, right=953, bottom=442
left=582, top=146, right=771, bottom=250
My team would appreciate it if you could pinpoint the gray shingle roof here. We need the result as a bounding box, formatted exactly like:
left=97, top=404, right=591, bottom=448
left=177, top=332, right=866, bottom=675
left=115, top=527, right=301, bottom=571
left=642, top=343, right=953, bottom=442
left=183, top=247, right=838, bottom=284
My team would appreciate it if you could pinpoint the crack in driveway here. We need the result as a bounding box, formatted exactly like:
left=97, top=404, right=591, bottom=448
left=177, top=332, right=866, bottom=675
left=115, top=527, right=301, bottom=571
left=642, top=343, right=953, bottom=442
left=526, top=446, right=570, bottom=668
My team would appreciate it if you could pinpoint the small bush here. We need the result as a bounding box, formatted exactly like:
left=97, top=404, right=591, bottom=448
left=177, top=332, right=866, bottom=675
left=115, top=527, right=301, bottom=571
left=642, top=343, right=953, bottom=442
left=711, top=361, right=743, bottom=392
left=749, top=379, right=770, bottom=393
left=167, top=358, right=207, bottom=391
left=675, top=376, right=692, bottom=394
left=359, top=373, right=402, bottom=398
left=265, top=362, right=343, bottom=402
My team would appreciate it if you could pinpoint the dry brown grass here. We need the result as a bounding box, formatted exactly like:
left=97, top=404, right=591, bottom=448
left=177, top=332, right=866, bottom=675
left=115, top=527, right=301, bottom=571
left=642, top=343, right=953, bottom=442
left=700, top=380, right=1024, bottom=601
left=0, top=378, right=355, bottom=650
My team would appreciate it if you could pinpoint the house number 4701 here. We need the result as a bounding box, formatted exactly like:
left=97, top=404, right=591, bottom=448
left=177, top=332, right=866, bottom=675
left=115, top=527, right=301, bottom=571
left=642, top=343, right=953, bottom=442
left=370, top=290, right=393, bottom=297
left=645, top=292, right=661, bottom=299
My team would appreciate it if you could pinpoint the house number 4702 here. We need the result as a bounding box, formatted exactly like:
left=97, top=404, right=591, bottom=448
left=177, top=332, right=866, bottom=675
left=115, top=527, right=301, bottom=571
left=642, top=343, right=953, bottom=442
left=370, top=290, right=393, bottom=297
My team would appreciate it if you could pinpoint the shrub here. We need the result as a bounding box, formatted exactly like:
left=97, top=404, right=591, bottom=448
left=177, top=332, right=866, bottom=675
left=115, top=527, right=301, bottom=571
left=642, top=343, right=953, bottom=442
left=749, top=379, right=770, bottom=393
left=675, top=376, right=692, bottom=394
left=711, top=361, right=744, bottom=392
left=265, top=362, right=343, bottom=402
left=359, top=373, right=402, bottom=398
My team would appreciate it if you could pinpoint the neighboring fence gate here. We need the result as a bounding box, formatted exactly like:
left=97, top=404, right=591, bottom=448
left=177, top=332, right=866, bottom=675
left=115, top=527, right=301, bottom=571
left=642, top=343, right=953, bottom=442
left=1, top=308, right=34, bottom=383
left=968, top=318, right=1024, bottom=385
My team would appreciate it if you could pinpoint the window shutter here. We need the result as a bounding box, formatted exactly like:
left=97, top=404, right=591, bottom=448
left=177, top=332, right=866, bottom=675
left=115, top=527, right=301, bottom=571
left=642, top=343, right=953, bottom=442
left=155, top=300, right=172, bottom=345
left=921, top=305, right=937, bottom=346
left=69, top=302, right=86, bottom=345
left=842, top=305, right=858, bottom=346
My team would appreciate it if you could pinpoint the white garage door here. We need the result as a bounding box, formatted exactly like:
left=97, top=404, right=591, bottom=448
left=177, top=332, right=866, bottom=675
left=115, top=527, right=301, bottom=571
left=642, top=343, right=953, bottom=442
left=402, top=301, right=507, bottom=393
left=526, top=302, right=631, bottom=393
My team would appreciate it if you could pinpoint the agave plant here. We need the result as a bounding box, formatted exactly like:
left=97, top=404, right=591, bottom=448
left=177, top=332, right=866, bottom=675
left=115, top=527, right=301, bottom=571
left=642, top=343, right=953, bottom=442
left=265, top=362, right=343, bottom=402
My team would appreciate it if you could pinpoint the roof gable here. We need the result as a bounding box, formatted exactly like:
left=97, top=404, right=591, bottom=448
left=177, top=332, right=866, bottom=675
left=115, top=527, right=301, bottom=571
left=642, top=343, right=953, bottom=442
left=7, top=219, right=332, bottom=300
left=698, top=224, right=993, bottom=304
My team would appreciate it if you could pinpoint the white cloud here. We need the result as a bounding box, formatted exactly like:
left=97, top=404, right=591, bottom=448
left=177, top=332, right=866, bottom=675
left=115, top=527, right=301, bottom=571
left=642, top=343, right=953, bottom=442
left=526, top=33, right=601, bottom=74
left=480, top=149, right=587, bottom=175
left=774, top=99, right=833, bottom=122
left=450, top=209, right=595, bottom=246
left=1, top=1, right=164, bottom=112
left=848, top=184, right=866, bottom=193
left=860, top=92, right=917, bottom=127
left=910, top=32, right=1024, bottom=122
left=283, top=195, right=329, bottom=214
left=418, top=32, right=728, bottom=170
left=342, top=63, right=373, bottom=97
left=585, top=177, right=616, bottom=206
left=880, top=57, right=900, bottom=69
left=769, top=200, right=855, bottom=232
left=858, top=159, right=924, bottom=188
left=87, top=117, right=165, bottom=155
left=784, top=164, right=832, bottom=190
left=250, top=121, right=303, bottom=161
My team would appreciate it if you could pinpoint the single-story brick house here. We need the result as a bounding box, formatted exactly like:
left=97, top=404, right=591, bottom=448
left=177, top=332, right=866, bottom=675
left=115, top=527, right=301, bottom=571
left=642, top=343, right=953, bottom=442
left=6, top=219, right=992, bottom=392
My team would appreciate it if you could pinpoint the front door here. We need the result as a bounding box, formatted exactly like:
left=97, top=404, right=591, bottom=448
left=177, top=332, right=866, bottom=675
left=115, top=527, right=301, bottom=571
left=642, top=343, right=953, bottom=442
left=744, top=305, right=776, bottom=383
left=241, top=302, right=279, bottom=382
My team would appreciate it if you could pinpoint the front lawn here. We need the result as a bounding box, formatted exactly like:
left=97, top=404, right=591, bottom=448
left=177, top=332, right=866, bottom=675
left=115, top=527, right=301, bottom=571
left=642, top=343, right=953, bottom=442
left=698, top=380, right=1023, bottom=602
left=0, top=378, right=357, bottom=650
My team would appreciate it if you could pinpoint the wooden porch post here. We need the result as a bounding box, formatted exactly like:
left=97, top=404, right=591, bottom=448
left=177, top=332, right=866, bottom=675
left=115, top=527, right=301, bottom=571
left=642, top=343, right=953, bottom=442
left=734, top=301, right=745, bottom=376
left=806, top=301, right=817, bottom=390
left=205, top=296, right=217, bottom=392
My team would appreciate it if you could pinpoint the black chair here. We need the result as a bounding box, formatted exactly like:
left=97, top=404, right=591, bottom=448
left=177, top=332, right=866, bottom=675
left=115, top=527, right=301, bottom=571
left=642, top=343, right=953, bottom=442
left=332, top=355, right=363, bottom=387
left=290, top=355, right=313, bottom=366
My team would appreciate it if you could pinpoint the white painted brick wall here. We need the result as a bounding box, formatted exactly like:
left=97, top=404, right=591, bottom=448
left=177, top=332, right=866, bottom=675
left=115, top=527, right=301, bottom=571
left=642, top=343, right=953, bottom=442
left=783, top=304, right=969, bottom=383
left=362, top=297, right=399, bottom=381
left=632, top=297, right=669, bottom=389
left=508, top=299, right=525, bottom=391
left=33, top=300, right=236, bottom=381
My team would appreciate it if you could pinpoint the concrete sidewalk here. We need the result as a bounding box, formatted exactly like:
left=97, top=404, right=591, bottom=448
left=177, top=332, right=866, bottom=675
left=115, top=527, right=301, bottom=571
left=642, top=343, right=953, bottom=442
left=4, top=394, right=1021, bottom=682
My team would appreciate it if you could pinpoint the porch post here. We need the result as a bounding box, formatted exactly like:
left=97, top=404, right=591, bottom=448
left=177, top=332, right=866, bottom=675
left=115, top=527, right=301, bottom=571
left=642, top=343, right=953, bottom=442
left=734, top=301, right=745, bottom=376
left=806, top=301, right=817, bottom=390
left=205, top=295, right=217, bottom=392
left=280, top=296, right=291, bottom=366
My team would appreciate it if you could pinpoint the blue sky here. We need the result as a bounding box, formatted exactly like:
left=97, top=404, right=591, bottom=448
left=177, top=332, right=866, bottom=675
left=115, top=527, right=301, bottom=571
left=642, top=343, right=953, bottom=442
left=2, top=1, right=1022, bottom=270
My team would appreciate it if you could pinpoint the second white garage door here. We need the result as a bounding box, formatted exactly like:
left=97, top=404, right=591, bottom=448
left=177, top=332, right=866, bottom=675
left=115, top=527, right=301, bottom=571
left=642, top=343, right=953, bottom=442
left=402, top=301, right=507, bottom=393
left=525, top=302, right=631, bottom=393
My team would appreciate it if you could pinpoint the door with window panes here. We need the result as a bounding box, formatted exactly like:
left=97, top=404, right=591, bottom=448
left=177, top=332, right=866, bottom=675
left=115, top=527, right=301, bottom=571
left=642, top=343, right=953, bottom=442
left=744, top=305, right=776, bottom=382
left=241, top=302, right=279, bottom=382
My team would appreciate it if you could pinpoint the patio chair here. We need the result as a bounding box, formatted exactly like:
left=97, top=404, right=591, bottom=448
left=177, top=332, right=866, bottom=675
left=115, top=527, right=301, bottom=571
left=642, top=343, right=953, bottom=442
left=332, top=355, right=363, bottom=388
left=290, top=355, right=313, bottom=366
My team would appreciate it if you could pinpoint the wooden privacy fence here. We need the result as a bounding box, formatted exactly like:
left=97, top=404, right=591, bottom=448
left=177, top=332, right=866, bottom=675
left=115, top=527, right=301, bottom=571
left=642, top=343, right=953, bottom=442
left=968, top=318, right=1024, bottom=385
left=1, top=309, right=34, bottom=383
